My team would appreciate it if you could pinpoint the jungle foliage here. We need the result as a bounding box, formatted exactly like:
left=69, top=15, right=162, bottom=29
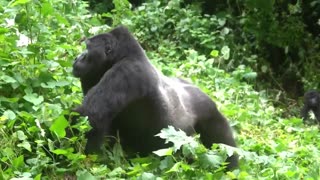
left=0, top=0, right=319, bottom=179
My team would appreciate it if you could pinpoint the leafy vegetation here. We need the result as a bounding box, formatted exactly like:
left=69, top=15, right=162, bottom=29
left=0, top=0, right=319, bottom=179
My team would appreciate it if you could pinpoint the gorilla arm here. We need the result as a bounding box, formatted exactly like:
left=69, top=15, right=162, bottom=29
left=300, top=104, right=310, bottom=122
left=78, top=59, right=157, bottom=154
left=82, top=60, right=149, bottom=132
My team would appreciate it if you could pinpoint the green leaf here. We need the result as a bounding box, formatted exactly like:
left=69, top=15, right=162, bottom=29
left=221, top=46, right=230, bottom=60
left=23, top=93, right=44, bottom=105
left=18, top=141, right=32, bottom=152
left=77, top=170, right=97, bottom=180
left=159, top=156, right=174, bottom=170
left=9, top=0, right=31, bottom=7
left=210, top=50, right=219, bottom=57
left=199, top=153, right=223, bottom=168
left=166, top=162, right=182, bottom=173
left=34, top=174, right=42, bottom=180
left=243, top=72, right=257, bottom=80
left=41, top=2, right=54, bottom=16
left=0, top=75, right=16, bottom=83
left=139, top=172, right=157, bottom=180
left=220, top=144, right=238, bottom=157
left=55, top=14, right=70, bottom=26
left=52, top=149, right=68, bottom=155
left=108, top=167, right=125, bottom=177
left=17, top=130, right=27, bottom=140
left=218, top=18, right=226, bottom=26
left=221, top=27, right=230, bottom=35
left=153, top=148, right=173, bottom=157
left=0, top=27, right=9, bottom=34
left=50, top=115, right=69, bottom=138
left=41, top=81, right=70, bottom=88
left=156, top=126, right=198, bottom=152
left=261, top=65, right=268, bottom=73
left=3, top=110, right=16, bottom=120
left=0, top=116, right=6, bottom=123
left=12, top=155, right=25, bottom=169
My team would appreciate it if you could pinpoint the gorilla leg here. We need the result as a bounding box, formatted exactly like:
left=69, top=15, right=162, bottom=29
left=84, top=129, right=105, bottom=154
left=301, top=103, right=320, bottom=124
left=300, top=105, right=310, bottom=123
left=196, top=111, right=238, bottom=170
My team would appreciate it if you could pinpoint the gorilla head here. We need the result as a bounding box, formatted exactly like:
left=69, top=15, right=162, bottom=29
left=72, top=27, right=144, bottom=95
left=71, top=26, right=238, bottom=170
left=304, top=90, right=320, bottom=107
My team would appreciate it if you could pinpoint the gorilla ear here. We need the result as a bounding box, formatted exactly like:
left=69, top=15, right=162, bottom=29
left=105, top=44, right=112, bottom=55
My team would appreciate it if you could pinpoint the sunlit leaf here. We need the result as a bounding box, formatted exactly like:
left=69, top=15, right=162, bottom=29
left=17, top=130, right=27, bottom=140
left=218, top=18, right=226, bottom=26
left=139, top=172, right=157, bottom=179
left=41, top=2, right=54, bottom=16
left=52, top=149, right=68, bottom=155
left=9, top=0, right=31, bottom=7
left=18, top=141, right=32, bottom=152
left=156, top=126, right=198, bottom=152
left=221, top=46, right=230, bottom=60
left=50, top=115, right=69, bottom=138
left=210, top=50, right=219, bottom=57
left=23, top=93, right=44, bottom=105
left=153, top=148, right=173, bottom=157
left=0, top=116, right=7, bottom=123
left=3, top=110, right=16, bottom=120
left=34, top=174, right=42, bottom=180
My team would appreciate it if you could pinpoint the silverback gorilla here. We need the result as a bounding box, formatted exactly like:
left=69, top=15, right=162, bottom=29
left=71, top=26, right=238, bottom=170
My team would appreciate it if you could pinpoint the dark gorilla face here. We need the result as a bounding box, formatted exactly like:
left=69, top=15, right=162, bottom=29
left=72, top=33, right=118, bottom=78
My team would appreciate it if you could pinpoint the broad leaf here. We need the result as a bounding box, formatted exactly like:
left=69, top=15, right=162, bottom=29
left=23, top=93, right=44, bottom=105
left=49, top=115, right=69, bottom=138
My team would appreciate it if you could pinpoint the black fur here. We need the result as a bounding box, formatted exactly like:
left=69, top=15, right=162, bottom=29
left=72, top=26, right=238, bottom=170
left=301, top=90, right=320, bottom=123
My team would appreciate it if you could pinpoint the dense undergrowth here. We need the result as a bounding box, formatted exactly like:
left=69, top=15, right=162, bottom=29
left=0, top=0, right=319, bottom=179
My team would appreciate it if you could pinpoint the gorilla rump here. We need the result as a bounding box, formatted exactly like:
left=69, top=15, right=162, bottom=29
left=72, top=26, right=238, bottom=170
left=301, top=90, right=320, bottom=123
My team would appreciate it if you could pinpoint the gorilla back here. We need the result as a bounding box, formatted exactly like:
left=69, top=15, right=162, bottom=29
left=72, top=26, right=238, bottom=170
